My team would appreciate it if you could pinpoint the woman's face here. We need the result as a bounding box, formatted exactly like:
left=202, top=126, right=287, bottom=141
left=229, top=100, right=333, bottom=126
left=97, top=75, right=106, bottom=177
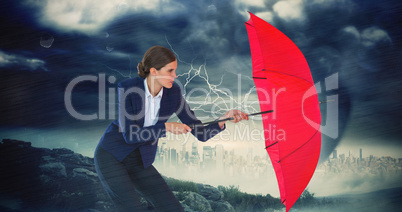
left=153, top=60, right=178, bottom=89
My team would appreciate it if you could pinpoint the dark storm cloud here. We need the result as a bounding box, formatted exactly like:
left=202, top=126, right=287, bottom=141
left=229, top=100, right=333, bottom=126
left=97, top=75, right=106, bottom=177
left=96, top=1, right=254, bottom=112
left=100, top=1, right=250, bottom=72
left=0, top=51, right=47, bottom=71
left=268, top=0, right=402, bottom=146
left=0, top=0, right=251, bottom=129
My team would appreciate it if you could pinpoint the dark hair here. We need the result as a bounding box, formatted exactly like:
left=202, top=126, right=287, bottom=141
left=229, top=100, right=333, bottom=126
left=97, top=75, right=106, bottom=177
left=137, top=46, right=176, bottom=78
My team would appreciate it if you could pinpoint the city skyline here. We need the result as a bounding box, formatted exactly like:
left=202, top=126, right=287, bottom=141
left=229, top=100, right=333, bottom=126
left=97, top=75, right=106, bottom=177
left=155, top=140, right=402, bottom=166
left=152, top=139, right=402, bottom=197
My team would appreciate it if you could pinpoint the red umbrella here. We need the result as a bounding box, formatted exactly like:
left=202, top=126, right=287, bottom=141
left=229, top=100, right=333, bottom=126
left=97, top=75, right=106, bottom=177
left=245, top=12, right=321, bottom=211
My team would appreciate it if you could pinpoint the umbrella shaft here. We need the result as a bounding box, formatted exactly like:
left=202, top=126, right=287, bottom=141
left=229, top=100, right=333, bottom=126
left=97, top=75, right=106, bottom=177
left=191, top=110, right=273, bottom=127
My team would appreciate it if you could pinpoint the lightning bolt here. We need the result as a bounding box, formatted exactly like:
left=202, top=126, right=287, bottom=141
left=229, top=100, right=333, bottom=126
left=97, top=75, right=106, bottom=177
left=97, top=37, right=262, bottom=129
left=166, top=37, right=261, bottom=129
left=100, top=55, right=133, bottom=78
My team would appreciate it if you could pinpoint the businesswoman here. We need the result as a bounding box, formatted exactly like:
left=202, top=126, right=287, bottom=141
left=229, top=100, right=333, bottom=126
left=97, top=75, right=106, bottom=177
left=94, top=46, right=248, bottom=211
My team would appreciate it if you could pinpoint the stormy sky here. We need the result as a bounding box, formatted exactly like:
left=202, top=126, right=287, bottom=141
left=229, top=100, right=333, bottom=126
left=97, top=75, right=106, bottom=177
left=0, top=0, right=401, bottom=161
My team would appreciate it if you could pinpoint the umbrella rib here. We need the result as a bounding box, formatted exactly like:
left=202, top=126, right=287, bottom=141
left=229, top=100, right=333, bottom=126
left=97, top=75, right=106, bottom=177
left=277, top=128, right=320, bottom=163
left=265, top=141, right=278, bottom=149
left=245, top=22, right=253, bottom=27
left=262, top=69, right=314, bottom=85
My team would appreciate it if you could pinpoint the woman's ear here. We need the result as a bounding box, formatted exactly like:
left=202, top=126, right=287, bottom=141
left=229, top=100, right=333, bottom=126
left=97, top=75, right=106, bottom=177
left=150, top=67, right=157, bottom=76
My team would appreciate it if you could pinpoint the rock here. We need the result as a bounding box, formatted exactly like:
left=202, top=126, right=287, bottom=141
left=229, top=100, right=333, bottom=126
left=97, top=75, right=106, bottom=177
left=197, top=184, right=224, bottom=201
left=175, top=191, right=212, bottom=212
left=0, top=138, right=111, bottom=211
left=40, top=162, right=67, bottom=177
left=210, top=200, right=235, bottom=212
left=73, top=168, right=98, bottom=178
left=0, top=138, right=31, bottom=148
left=52, top=148, right=74, bottom=155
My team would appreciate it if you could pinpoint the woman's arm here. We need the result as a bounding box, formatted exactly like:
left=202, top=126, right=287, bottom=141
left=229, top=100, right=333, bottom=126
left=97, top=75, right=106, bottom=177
left=175, top=95, right=220, bottom=141
left=165, top=122, right=192, bottom=134
left=174, top=92, right=249, bottom=142
left=216, top=109, right=249, bottom=129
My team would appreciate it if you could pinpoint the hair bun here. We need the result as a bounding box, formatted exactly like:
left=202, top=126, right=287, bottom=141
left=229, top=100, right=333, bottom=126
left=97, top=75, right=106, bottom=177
left=137, top=62, right=146, bottom=78
left=137, top=46, right=176, bottom=78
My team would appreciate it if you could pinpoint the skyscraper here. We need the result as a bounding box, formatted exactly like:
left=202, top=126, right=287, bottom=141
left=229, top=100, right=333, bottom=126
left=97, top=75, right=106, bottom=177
left=190, top=141, right=200, bottom=165
left=333, top=149, right=337, bottom=159
left=170, top=148, right=177, bottom=166
left=247, top=147, right=253, bottom=165
left=203, top=146, right=214, bottom=168
left=215, top=144, right=224, bottom=170
left=181, top=143, right=186, bottom=163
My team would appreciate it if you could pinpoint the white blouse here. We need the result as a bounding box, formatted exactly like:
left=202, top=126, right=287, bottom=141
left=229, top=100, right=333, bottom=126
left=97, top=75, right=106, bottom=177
left=143, top=79, right=163, bottom=127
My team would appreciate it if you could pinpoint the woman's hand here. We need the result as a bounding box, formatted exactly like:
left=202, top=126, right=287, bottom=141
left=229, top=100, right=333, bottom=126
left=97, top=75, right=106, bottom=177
left=165, top=122, right=192, bottom=134
left=218, top=109, right=249, bottom=128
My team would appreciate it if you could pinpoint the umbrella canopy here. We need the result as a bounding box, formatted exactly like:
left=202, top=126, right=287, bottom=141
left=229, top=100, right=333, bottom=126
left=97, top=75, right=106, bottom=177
left=245, top=12, right=321, bottom=211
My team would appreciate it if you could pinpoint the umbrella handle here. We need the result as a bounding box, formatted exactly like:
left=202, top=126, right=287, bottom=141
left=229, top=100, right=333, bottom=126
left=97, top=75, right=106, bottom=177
left=189, top=110, right=274, bottom=128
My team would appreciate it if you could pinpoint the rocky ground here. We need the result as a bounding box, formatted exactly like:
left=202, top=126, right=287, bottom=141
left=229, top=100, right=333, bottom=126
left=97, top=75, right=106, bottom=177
left=0, top=138, right=235, bottom=212
left=3, top=138, right=399, bottom=212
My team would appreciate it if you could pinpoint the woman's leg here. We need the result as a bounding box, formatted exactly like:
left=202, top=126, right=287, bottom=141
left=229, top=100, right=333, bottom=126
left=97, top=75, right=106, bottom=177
left=123, top=149, right=184, bottom=212
left=94, top=146, right=143, bottom=211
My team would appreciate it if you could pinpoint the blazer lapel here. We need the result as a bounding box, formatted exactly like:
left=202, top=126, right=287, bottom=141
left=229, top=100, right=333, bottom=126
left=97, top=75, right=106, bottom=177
left=158, top=88, right=170, bottom=123
left=133, top=78, right=145, bottom=127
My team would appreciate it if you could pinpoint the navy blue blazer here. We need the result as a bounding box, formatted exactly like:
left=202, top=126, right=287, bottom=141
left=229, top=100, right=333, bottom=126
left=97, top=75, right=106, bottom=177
left=98, top=77, right=225, bottom=168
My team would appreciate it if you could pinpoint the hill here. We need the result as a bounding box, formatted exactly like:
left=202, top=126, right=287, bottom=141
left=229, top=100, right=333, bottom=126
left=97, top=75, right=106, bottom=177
left=3, top=138, right=399, bottom=212
left=0, top=138, right=283, bottom=212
